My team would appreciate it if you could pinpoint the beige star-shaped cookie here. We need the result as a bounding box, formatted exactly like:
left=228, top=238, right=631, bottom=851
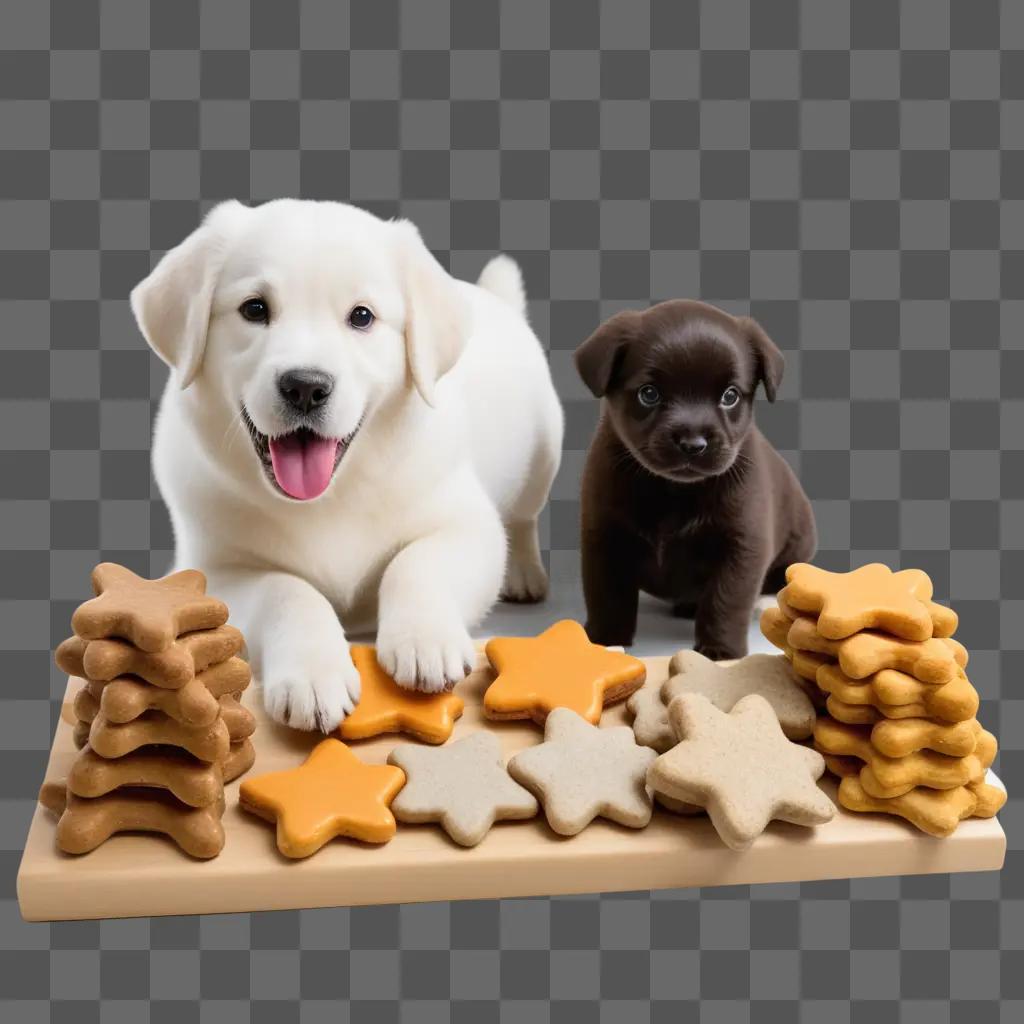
left=663, top=651, right=816, bottom=740
left=387, top=732, right=538, bottom=847
left=626, top=680, right=676, bottom=753
left=648, top=693, right=835, bottom=850
left=507, top=707, right=657, bottom=836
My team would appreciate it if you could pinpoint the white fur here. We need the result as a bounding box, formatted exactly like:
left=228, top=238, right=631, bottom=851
left=132, top=199, right=563, bottom=731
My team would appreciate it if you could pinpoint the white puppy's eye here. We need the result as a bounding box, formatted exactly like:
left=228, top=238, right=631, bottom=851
left=720, top=386, right=741, bottom=408
left=239, top=297, right=270, bottom=324
left=348, top=305, right=375, bottom=330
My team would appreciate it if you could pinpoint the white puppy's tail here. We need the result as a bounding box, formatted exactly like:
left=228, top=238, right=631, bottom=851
left=477, top=254, right=527, bottom=316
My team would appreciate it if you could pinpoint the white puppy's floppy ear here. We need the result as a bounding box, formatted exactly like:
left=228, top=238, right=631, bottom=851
left=130, top=200, right=248, bottom=390
left=393, top=219, right=469, bottom=407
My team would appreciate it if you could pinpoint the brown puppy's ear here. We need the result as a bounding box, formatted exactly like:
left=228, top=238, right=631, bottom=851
left=738, top=316, right=785, bottom=402
left=574, top=310, right=642, bottom=398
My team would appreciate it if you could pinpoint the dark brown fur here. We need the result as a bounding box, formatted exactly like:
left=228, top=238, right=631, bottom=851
left=574, top=299, right=816, bottom=660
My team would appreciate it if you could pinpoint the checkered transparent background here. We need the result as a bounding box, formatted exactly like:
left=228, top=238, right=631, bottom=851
left=1, top=0, right=1022, bottom=1019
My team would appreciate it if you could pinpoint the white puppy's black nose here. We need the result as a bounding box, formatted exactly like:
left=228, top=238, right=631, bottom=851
left=278, top=370, right=334, bottom=415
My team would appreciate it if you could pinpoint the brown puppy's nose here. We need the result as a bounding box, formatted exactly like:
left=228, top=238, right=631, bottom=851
left=674, top=433, right=708, bottom=456
left=278, top=370, right=334, bottom=415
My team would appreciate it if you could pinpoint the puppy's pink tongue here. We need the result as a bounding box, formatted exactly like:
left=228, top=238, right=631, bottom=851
left=268, top=433, right=339, bottom=500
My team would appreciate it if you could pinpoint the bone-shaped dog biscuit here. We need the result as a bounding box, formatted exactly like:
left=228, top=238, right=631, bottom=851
left=870, top=716, right=981, bottom=759
left=67, top=740, right=254, bottom=807
left=837, top=775, right=1005, bottom=838
left=785, top=615, right=967, bottom=684
left=56, top=625, right=245, bottom=689
left=814, top=717, right=996, bottom=798
left=816, top=663, right=979, bottom=723
left=82, top=657, right=251, bottom=727
left=782, top=563, right=957, bottom=641
left=83, top=695, right=254, bottom=763
left=39, top=780, right=226, bottom=858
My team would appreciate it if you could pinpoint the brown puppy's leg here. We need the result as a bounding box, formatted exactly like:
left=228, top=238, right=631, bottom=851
left=581, top=523, right=642, bottom=647
left=694, top=550, right=769, bottom=660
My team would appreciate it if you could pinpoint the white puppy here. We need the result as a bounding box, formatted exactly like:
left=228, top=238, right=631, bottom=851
left=131, top=199, right=563, bottom=731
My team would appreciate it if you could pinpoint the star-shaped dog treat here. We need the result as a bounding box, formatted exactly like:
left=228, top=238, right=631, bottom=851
left=648, top=693, right=835, bottom=850
left=338, top=646, right=464, bottom=744
left=71, top=563, right=229, bottom=653
left=484, top=620, right=646, bottom=725
left=664, top=651, right=816, bottom=741
left=780, top=563, right=957, bottom=642
left=387, top=732, right=538, bottom=846
left=627, top=679, right=676, bottom=753
left=507, top=707, right=657, bottom=835
left=239, top=739, right=406, bottom=857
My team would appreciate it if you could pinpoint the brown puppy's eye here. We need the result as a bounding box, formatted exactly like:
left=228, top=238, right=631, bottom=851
left=720, top=386, right=741, bottom=408
left=239, top=297, right=270, bottom=324
left=348, top=305, right=375, bottom=330
left=637, top=384, right=661, bottom=408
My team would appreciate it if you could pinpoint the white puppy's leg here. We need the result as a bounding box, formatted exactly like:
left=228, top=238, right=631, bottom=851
left=376, top=512, right=505, bottom=692
left=502, top=519, right=548, bottom=603
left=206, top=568, right=361, bottom=732
left=500, top=415, right=561, bottom=603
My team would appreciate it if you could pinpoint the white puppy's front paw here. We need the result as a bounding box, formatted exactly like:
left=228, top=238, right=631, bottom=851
left=261, top=647, right=362, bottom=732
left=376, top=614, right=476, bottom=693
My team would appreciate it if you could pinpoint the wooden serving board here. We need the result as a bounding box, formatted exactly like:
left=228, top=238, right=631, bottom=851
left=18, top=655, right=1006, bottom=922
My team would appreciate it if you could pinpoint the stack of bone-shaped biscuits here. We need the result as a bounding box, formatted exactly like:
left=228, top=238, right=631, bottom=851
left=761, top=562, right=1005, bottom=837
left=40, top=563, right=256, bottom=859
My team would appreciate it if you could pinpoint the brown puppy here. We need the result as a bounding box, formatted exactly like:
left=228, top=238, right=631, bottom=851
left=575, top=299, right=816, bottom=660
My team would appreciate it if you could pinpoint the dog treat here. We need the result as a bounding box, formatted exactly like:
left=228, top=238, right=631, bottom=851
left=654, top=791, right=704, bottom=815
left=813, top=717, right=995, bottom=798
left=627, top=679, right=677, bottom=753
left=870, top=717, right=981, bottom=759
left=760, top=606, right=794, bottom=651
left=71, top=563, right=230, bottom=653
left=239, top=738, right=406, bottom=857
left=781, top=563, right=957, bottom=641
left=663, top=651, right=816, bottom=741
left=82, top=694, right=254, bottom=763
left=968, top=779, right=1008, bottom=819
left=387, top=732, right=538, bottom=847
left=784, top=616, right=967, bottom=684
left=816, top=663, right=979, bottom=723
left=39, top=780, right=227, bottom=858
left=507, top=707, right=656, bottom=836
left=67, top=740, right=254, bottom=807
left=822, top=753, right=861, bottom=778
left=48, top=562, right=256, bottom=859
left=484, top=620, right=646, bottom=725
left=648, top=694, right=835, bottom=851
left=56, top=625, right=245, bottom=690
left=836, top=776, right=1004, bottom=839
left=80, top=656, right=251, bottom=727
left=338, top=646, right=464, bottom=745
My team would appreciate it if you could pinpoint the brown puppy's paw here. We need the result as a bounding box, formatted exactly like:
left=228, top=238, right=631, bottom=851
left=583, top=621, right=635, bottom=648
left=694, top=642, right=747, bottom=663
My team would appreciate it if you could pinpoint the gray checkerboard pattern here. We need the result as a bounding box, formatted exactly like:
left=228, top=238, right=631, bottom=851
left=1, top=0, right=1022, bottom=1018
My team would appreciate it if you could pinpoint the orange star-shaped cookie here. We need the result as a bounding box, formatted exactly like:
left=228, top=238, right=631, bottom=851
left=239, top=738, right=406, bottom=857
left=71, top=563, right=229, bottom=653
left=337, top=646, right=464, bottom=744
left=781, top=563, right=956, bottom=641
left=483, top=619, right=646, bottom=725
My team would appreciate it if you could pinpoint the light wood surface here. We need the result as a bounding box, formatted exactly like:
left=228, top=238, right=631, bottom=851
left=18, top=655, right=1006, bottom=922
